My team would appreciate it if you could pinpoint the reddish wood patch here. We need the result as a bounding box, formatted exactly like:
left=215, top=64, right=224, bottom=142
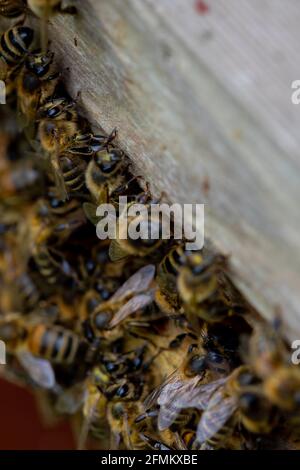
left=195, top=0, right=210, bottom=15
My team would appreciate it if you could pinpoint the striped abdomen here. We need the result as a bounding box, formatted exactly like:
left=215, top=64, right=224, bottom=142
left=160, top=245, right=186, bottom=278
left=60, top=154, right=87, bottom=192
left=33, top=249, right=60, bottom=284
left=0, top=26, right=33, bottom=68
left=28, top=324, right=80, bottom=364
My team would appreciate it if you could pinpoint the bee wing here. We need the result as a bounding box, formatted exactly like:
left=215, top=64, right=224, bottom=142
left=144, top=369, right=176, bottom=409
left=82, top=202, right=99, bottom=226
left=109, top=240, right=129, bottom=262
left=158, top=376, right=199, bottom=406
left=50, top=148, right=68, bottom=202
left=174, top=432, right=188, bottom=450
left=97, top=184, right=109, bottom=205
left=181, top=377, right=228, bottom=410
left=110, top=264, right=156, bottom=302
left=123, top=412, right=133, bottom=450
left=78, top=390, right=101, bottom=450
left=109, top=292, right=155, bottom=328
left=55, top=382, right=86, bottom=414
left=196, top=391, right=238, bottom=444
left=17, top=350, right=55, bottom=389
left=157, top=377, right=200, bottom=431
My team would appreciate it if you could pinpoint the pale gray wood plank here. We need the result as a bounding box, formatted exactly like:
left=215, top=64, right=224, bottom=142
left=32, top=0, right=300, bottom=340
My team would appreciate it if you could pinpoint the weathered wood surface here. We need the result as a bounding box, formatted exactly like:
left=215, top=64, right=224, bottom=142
left=45, top=0, right=300, bottom=340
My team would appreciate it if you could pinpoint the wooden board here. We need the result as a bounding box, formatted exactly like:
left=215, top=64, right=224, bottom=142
left=39, top=0, right=300, bottom=340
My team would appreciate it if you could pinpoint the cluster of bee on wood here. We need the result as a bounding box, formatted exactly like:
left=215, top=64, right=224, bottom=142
left=0, top=3, right=300, bottom=451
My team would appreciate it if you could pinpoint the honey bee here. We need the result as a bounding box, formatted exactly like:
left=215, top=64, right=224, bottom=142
left=99, top=345, right=149, bottom=382
left=58, top=366, right=145, bottom=450
left=37, top=97, right=80, bottom=153
left=109, top=197, right=165, bottom=262
left=0, top=0, right=26, bottom=19
left=54, top=130, right=114, bottom=199
left=0, top=312, right=92, bottom=386
left=37, top=97, right=84, bottom=200
left=155, top=243, right=189, bottom=314
left=190, top=366, right=276, bottom=448
left=143, top=342, right=230, bottom=432
left=177, top=251, right=241, bottom=325
left=17, top=50, right=60, bottom=126
left=85, top=143, right=127, bottom=205
left=248, top=321, right=300, bottom=412
left=0, top=26, right=34, bottom=81
left=106, top=380, right=148, bottom=450
left=87, top=264, right=156, bottom=332
left=22, top=196, right=86, bottom=264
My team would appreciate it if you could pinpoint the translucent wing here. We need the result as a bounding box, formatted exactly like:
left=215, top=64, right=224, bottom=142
left=55, top=382, right=86, bottom=414
left=109, top=239, right=129, bottom=262
left=50, top=146, right=68, bottom=202
left=157, top=377, right=201, bottom=431
left=196, top=391, right=238, bottom=443
left=110, top=264, right=156, bottom=302
left=180, top=377, right=228, bottom=411
left=122, top=412, right=133, bottom=450
left=78, top=389, right=101, bottom=450
left=144, top=370, right=176, bottom=409
left=174, top=432, right=188, bottom=450
left=17, top=350, right=55, bottom=389
left=82, top=202, right=99, bottom=226
left=109, top=292, right=155, bottom=328
left=145, top=372, right=201, bottom=431
left=158, top=377, right=198, bottom=406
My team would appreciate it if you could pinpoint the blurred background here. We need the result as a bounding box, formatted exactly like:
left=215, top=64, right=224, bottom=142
left=0, top=379, right=74, bottom=450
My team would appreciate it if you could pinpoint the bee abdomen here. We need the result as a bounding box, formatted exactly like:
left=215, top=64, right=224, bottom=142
left=0, top=27, right=33, bottom=67
left=29, top=324, right=80, bottom=364
left=33, top=250, right=59, bottom=284
left=0, top=0, right=25, bottom=18
left=60, top=155, right=87, bottom=192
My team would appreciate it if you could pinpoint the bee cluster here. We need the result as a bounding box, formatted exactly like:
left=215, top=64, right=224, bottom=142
left=0, top=2, right=300, bottom=451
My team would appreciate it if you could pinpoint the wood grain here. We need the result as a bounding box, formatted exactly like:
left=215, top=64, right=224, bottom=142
left=39, top=0, right=300, bottom=340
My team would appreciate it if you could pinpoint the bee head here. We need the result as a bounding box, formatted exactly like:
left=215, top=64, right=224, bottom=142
left=26, top=51, right=55, bottom=77
left=37, top=98, right=74, bottom=120
left=94, top=148, right=124, bottom=176
left=185, top=353, right=207, bottom=377
left=93, top=310, right=112, bottom=330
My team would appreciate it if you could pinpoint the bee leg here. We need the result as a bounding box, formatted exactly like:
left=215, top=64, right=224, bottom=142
left=105, top=128, right=118, bottom=146
left=111, top=175, right=143, bottom=198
